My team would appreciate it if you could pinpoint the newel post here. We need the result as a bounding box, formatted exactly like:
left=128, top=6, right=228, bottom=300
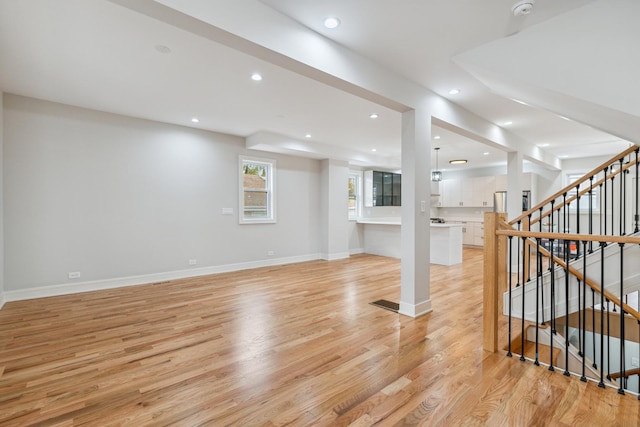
left=483, top=212, right=507, bottom=352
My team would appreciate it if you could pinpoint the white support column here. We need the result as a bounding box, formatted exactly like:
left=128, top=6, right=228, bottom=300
left=319, top=159, right=350, bottom=260
left=507, top=151, right=524, bottom=221
left=399, top=109, right=432, bottom=317
left=507, top=151, right=524, bottom=272
left=0, top=92, right=4, bottom=309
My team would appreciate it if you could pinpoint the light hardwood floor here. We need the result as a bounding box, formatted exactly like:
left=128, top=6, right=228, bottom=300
left=0, top=248, right=638, bottom=426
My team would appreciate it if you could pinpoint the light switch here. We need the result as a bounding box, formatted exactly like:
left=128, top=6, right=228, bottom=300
left=420, top=200, right=426, bottom=212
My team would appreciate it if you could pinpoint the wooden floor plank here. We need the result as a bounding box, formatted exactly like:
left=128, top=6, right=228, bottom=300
left=0, top=249, right=637, bottom=426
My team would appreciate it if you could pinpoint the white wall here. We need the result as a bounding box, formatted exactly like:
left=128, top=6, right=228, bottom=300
left=3, top=95, right=322, bottom=295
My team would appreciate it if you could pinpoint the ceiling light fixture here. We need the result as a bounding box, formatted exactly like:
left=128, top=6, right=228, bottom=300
left=251, top=72, right=263, bottom=81
left=539, top=143, right=550, bottom=147
left=371, top=148, right=377, bottom=152
left=305, top=134, right=312, bottom=138
left=191, top=118, right=199, bottom=123
left=323, top=17, right=340, bottom=29
left=512, top=0, right=535, bottom=16
left=155, top=45, right=171, bottom=54
left=449, top=159, right=468, bottom=165
left=448, top=89, right=460, bottom=95
left=432, top=147, right=442, bottom=182
left=434, top=135, right=441, bottom=140
left=483, top=152, right=489, bottom=156
left=369, top=113, right=379, bottom=119
left=503, top=121, right=513, bottom=126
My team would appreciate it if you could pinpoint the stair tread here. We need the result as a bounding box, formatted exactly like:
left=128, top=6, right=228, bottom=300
left=506, top=335, right=562, bottom=366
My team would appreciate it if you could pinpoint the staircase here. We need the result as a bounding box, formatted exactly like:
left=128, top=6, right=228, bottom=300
left=484, top=145, right=640, bottom=398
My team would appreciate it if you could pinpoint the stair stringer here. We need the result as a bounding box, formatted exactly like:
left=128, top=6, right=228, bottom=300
left=503, top=242, right=640, bottom=323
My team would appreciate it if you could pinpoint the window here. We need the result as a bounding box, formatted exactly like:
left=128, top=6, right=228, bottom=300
left=348, top=173, right=361, bottom=219
left=372, top=171, right=401, bottom=206
left=566, top=172, right=599, bottom=212
left=239, top=156, right=275, bottom=223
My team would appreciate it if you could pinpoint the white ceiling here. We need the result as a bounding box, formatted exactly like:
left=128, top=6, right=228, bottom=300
left=0, top=0, right=635, bottom=173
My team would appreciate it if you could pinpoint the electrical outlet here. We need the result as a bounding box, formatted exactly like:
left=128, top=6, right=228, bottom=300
left=188, top=259, right=197, bottom=266
left=267, top=251, right=275, bottom=256
left=632, top=357, right=639, bottom=367
left=68, top=272, right=81, bottom=279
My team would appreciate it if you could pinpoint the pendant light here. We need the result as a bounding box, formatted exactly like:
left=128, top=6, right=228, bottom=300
left=432, top=147, right=442, bottom=182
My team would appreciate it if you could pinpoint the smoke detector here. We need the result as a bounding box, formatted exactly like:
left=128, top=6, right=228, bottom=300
left=512, top=0, right=535, bottom=16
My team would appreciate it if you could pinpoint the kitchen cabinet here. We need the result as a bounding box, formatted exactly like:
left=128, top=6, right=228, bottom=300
left=441, top=177, right=492, bottom=208
left=472, top=176, right=495, bottom=207
left=459, top=221, right=484, bottom=246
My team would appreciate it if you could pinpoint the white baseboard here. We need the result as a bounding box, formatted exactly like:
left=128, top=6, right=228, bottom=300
left=398, top=299, right=433, bottom=318
left=349, top=248, right=365, bottom=255
left=3, top=253, right=323, bottom=304
left=321, top=251, right=351, bottom=261
left=0, top=293, right=5, bottom=310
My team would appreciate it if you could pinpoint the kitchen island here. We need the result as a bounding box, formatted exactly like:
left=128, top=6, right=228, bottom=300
left=356, top=219, right=462, bottom=265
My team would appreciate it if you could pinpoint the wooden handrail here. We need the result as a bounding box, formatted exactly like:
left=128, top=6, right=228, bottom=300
left=509, top=145, right=639, bottom=226
left=531, top=238, right=640, bottom=321
left=495, top=229, right=640, bottom=245
left=609, top=368, right=640, bottom=380
left=526, top=159, right=639, bottom=228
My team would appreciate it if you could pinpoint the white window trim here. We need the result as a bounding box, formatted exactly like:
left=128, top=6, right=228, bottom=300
left=239, top=155, right=276, bottom=224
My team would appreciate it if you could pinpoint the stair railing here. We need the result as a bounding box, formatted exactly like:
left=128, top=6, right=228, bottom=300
left=484, top=145, right=640, bottom=398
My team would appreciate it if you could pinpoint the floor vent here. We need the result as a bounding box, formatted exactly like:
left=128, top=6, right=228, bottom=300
left=370, top=299, right=399, bottom=312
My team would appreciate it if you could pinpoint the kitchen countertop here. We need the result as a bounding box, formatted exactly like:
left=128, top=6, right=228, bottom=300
left=356, top=219, right=462, bottom=227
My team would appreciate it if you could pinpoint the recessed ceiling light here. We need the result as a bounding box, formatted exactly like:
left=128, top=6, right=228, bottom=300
left=155, top=45, right=171, bottom=54
left=560, top=155, right=569, bottom=158
left=434, top=135, right=441, bottom=140
left=191, top=118, right=199, bottom=123
left=369, top=113, right=379, bottom=119
left=371, top=148, right=377, bottom=152
left=324, top=17, right=340, bottom=29
left=448, top=89, right=460, bottom=95
left=449, top=159, right=468, bottom=164
left=251, top=73, right=263, bottom=81
left=539, top=143, right=550, bottom=147
left=503, top=121, right=513, bottom=126
left=483, top=152, right=489, bottom=156
left=305, top=134, right=312, bottom=138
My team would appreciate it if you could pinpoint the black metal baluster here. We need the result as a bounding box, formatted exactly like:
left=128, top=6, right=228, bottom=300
left=516, top=221, right=521, bottom=288
left=599, top=241, right=606, bottom=388
left=620, top=158, right=626, bottom=236
left=589, top=177, right=594, bottom=253
left=618, top=242, right=626, bottom=395
left=507, top=235, right=513, bottom=358
left=634, top=149, right=640, bottom=234
left=576, top=182, right=581, bottom=234
left=581, top=240, right=588, bottom=382
left=592, top=287, right=598, bottom=370
left=604, top=167, right=609, bottom=237
left=535, top=237, right=541, bottom=366
left=539, top=207, right=545, bottom=326
left=520, top=236, right=527, bottom=362
left=549, top=237, right=555, bottom=372
left=611, top=169, right=616, bottom=240
left=606, top=299, right=612, bottom=381
left=564, top=236, right=570, bottom=376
